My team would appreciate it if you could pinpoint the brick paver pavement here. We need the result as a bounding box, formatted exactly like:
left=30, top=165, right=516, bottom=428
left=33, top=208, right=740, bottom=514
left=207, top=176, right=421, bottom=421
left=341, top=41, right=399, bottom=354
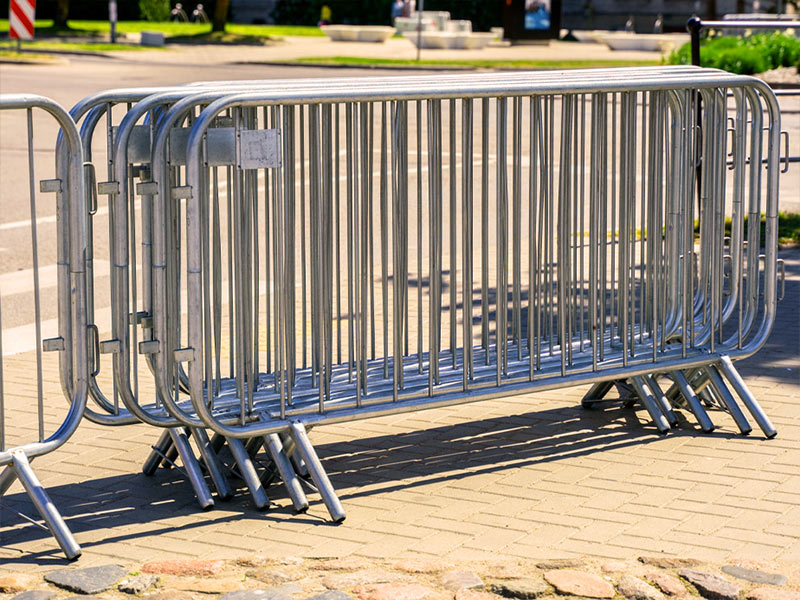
left=1, top=237, right=797, bottom=571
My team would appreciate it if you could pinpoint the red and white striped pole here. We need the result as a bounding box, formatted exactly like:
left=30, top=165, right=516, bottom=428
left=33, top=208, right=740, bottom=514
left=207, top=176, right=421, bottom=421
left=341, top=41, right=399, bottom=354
left=9, top=0, right=36, bottom=51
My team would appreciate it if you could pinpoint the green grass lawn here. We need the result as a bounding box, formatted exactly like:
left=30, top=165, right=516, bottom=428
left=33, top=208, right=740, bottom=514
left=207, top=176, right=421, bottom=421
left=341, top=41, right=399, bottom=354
left=0, top=39, right=155, bottom=52
left=0, top=19, right=325, bottom=39
left=287, top=56, right=662, bottom=69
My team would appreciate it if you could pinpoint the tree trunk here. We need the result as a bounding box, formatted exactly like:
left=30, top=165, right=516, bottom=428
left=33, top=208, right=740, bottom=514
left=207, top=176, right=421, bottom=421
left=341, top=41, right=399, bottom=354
left=212, top=0, right=229, bottom=32
left=54, top=0, right=69, bottom=28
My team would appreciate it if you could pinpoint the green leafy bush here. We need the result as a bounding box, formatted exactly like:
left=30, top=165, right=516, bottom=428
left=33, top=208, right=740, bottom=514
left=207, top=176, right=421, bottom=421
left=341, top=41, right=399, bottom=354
left=711, top=46, right=769, bottom=74
left=668, top=32, right=800, bottom=74
left=139, top=0, right=170, bottom=22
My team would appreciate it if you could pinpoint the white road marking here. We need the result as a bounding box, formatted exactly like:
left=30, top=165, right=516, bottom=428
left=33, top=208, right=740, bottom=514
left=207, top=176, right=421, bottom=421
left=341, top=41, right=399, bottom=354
left=0, top=260, right=110, bottom=295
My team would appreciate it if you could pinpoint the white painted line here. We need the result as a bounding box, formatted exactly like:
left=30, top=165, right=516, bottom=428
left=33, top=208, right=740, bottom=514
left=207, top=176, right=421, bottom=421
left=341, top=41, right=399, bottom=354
left=0, top=260, right=110, bottom=296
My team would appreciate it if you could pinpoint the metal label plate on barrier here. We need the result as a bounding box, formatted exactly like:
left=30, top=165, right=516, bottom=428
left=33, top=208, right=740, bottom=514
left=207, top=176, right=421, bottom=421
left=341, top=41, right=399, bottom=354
left=239, top=129, right=281, bottom=169
left=116, top=126, right=280, bottom=168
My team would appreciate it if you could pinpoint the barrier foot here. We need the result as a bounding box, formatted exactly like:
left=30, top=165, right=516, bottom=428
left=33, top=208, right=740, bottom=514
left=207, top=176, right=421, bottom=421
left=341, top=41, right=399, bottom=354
left=645, top=375, right=679, bottom=428
left=289, top=422, right=346, bottom=523
left=168, top=428, right=215, bottom=510
left=703, top=366, right=752, bottom=435
left=672, top=370, right=715, bottom=433
left=717, top=356, right=777, bottom=439
left=191, top=428, right=233, bottom=500
left=11, top=451, right=81, bottom=561
left=227, top=437, right=270, bottom=510
left=265, top=433, right=309, bottom=513
left=142, top=429, right=173, bottom=475
left=630, top=376, right=671, bottom=434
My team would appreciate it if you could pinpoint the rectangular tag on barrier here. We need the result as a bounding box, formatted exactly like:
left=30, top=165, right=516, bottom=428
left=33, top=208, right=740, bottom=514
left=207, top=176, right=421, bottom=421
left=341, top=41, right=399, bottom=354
left=239, top=129, right=281, bottom=169
left=112, top=125, right=151, bottom=164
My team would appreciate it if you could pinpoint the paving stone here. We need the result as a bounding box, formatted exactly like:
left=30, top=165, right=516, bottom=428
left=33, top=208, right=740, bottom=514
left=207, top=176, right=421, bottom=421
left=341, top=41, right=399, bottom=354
left=305, top=592, right=357, bottom=600
left=11, top=592, right=57, bottom=600
left=601, top=561, right=631, bottom=574
left=489, top=578, right=551, bottom=599
left=119, top=574, right=159, bottom=595
left=142, top=593, right=194, bottom=600
left=142, top=559, right=225, bottom=576
left=0, top=574, right=37, bottom=593
left=536, top=560, right=583, bottom=570
left=679, top=570, right=740, bottom=600
left=544, top=570, right=615, bottom=599
left=647, top=573, right=688, bottom=597
left=722, top=566, right=788, bottom=586
left=44, top=565, right=129, bottom=595
left=640, top=558, right=700, bottom=569
left=482, top=564, right=528, bottom=581
left=456, top=591, right=501, bottom=600
left=321, top=558, right=373, bottom=571
left=394, top=559, right=452, bottom=574
left=219, top=591, right=294, bottom=600
left=748, top=588, right=800, bottom=600
left=247, top=569, right=296, bottom=584
left=170, top=577, right=243, bottom=594
left=323, top=570, right=402, bottom=589
left=353, top=583, right=434, bottom=600
left=618, top=575, right=667, bottom=600
left=442, top=571, right=484, bottom=591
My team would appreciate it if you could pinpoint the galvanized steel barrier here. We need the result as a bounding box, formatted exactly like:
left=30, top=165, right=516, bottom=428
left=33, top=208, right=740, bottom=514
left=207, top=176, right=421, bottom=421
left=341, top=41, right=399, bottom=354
left=0, top=67, right=788, bottom=556
left=0, top=94, right=88, bottom=559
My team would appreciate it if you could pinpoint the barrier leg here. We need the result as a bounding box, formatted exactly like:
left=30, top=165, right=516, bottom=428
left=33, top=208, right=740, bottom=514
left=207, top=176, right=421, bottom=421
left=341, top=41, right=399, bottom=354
left=0, top=464, right=20, bottom=496
left=630, top=377, right=671, bottom=434
left=645, top=374, right=679, bottom=427
left=210, top=433, right=226, bottom=454
left=142, top=429, right=173, bottom=475
left=227, top=437, right=270, bottom=510
left=288, top=422, right=345, bottom=523
left=282, top=433, right=309, bottom=477
left=168, top=428, right=214, bottom=509
left=191, top=428, right=232, bottom=499
left=12, top=451, right=81, bottom=561
left=580, top=381, right=615, bottom=408
left=672, top=370, right=715, bottom=433
left=265, top=433, right=309, bottom=513
left=162, top=440, right=180, bottom=469
left=717, top=356, right=777, bottom=438
left=703, top=366, right=752, bottom=435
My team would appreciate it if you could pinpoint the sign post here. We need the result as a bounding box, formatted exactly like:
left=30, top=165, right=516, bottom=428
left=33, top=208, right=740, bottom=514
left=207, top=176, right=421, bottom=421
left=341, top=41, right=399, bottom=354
left=9, top=0, right=36, bottom=51
left=109, top=0, right=118, bottom=43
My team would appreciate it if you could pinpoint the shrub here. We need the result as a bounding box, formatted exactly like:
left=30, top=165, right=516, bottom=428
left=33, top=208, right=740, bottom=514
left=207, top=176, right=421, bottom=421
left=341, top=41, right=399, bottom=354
left=710, top=46, right=769, bottom=74
left=668, top=32, right=800, bottom=74
left=139, top=0, right=170, bottom=22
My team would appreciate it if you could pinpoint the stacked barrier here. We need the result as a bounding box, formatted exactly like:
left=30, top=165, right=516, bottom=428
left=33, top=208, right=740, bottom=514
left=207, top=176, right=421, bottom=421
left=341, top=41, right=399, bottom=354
left=0, top=66, right=788, bottom=558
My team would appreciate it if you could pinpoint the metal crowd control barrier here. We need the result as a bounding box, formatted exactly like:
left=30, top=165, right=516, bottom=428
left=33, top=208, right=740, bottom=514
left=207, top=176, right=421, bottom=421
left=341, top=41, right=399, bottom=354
left=0, top=94, right=88, bottom=559
left=104, top=67, right=783, bottom=520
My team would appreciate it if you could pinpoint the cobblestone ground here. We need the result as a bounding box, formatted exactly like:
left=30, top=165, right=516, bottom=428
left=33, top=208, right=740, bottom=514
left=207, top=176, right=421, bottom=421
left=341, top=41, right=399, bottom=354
left=1, top=555, right=800, bottom=600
